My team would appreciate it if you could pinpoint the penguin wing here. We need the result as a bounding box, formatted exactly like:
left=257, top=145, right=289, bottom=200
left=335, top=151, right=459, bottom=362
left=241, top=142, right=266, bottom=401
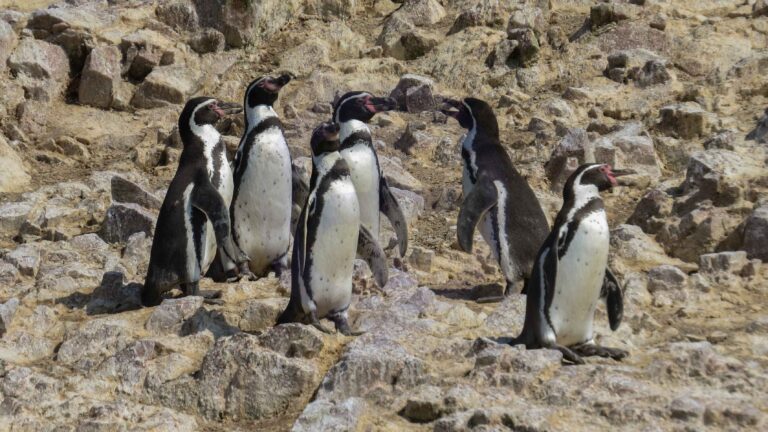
left=357, top=224, right=389, bottom=288
left=379, top=177, right=408, bottom=257
left=191, top=175, right=246, bottom=264
left=457, top=175, right=498, bottom=253
left=601, top=268, right=624, bottom=331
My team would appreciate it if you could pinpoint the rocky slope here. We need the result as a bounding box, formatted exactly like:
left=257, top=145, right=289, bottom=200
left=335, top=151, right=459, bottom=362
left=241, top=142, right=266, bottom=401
left=0, top=0, right=767, bottom=430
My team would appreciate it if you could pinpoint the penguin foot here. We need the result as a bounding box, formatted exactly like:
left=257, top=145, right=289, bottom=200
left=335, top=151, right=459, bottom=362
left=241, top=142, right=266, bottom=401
left=310, top=312, right=334, bottom=334
left=572, top=343, right=629, bottom=361
left=554, top=345, right=585, bottom=365
left=330, top=312, right=362, bottom=336
left=200, top=290, right=224, bottom=305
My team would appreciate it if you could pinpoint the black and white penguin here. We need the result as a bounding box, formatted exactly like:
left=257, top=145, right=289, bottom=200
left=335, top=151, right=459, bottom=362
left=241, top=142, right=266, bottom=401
left=441, top=98, right=549, bottom=296
left=142, top=97, right=247, bottom=307
left=225, top=74, right=293, bottom=280
left=332, top=91, right=408, bottom=257
left=277, top=122, right=388, bottom=335
left=509, top=163, right=633, bottom=364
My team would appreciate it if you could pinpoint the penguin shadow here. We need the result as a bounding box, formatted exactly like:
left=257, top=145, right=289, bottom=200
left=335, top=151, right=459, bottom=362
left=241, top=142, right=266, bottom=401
left=568, top=18, right=592, bottom=42
left=54, top=271, right=144, bottom=316
left=431, top=283, right=505, bottom=304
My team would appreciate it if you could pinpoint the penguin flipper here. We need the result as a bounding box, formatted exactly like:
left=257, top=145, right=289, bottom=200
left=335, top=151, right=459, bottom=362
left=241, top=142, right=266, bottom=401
left=601, top=268, right=624, bottom=331
left=190, top=176, right=248, bottom=265
left=280, top=195, right=311, bottom=325
left=379, top=177, right=408, bottom=257
left=357, top=224, right=389, bottom=288
left=457, top=175, right=498, bottom=253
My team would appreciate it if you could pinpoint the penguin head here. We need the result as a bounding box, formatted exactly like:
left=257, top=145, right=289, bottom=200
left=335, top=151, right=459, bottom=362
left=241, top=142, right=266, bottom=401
left=310, top=122, right=341, bottom=156
left=333, top=91, right=397, bottom=124
left=179, top=97, right=242, bottom=137
left=245, top=74, right=292, bottom=108
left=441, top=97, right=499, bottom=137
left=567, top=164, right=635, bottom=195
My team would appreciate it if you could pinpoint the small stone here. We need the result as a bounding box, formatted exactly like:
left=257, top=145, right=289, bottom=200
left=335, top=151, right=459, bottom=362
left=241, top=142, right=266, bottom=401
left=238, top=298, right=287, bottom=333
left=658, top=103, right=716, bottom=139
left=698, top=251, right=749, bottom=275
left=3, top=244, right=40, bottom=277
left=111, top=176, right=162, bottom=210
left=670, top=397, right=705, bottom=421
left=188, top=28, right=225, bottom=54
left=292, top=398, right=367, bottom=432
left=0, top=298, right=20, bottom=337
left=156, top=1, right=199, bottom=32
left=259, top=323, right=324, bottom=359
left=707, top=331, right=728, bottom=344
left=408, top=247, right=434, bottom=272
left=389, top=74, right=435, bottom=111
left=742, top=205, right=768, bottom=261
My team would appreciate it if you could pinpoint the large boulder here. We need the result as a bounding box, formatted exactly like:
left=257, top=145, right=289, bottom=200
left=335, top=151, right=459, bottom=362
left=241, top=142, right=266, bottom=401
left=742, top=205, right=768, bottom=261
left=193, top=0, right=302, bottom=48
left=7, top=38, right=70, bottom=99
left=0, top=135, right=31, bottom=193
left=78, top=45, right=122, bottom=109
left=156, top=1, right=200, bottom=32
left=0, top=19, right=17, bottom=70
left=131, top=65, right=202, bottom=109
left=99, top=203, right=156, bottom=244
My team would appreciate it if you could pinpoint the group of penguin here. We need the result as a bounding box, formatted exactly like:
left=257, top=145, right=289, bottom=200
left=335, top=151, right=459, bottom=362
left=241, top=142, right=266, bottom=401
left=140, top=74, right=634, bottom=364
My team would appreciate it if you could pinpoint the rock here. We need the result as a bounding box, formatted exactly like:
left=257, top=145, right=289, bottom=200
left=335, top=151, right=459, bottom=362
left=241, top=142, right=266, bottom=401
left=605, top=49, right=668, bottom=86
left=99, top=203, right=156, bottom=244
left=635, top=60, right=672, bottom=88
left=0, top=135, right=31, bottom=193
left=389, top=74, right=435, bottom=111
left=658, top=103, right=716, bottom=139
left=627, top=189, right=673, bottom=234
left=131, top=65, right=202, bottom=109
left=193, top=0, right=302, bottom=48
left=292, top=398, right=367, bottom=432
left=669, top=397, right=705, bottom=421
left=0, top=19, right=17, bottom=70
left=259, top=323, right=324, bottom=359
left=400, top=385, right=445, bottom=422
left=754, top=0, right=768, bottom=18
left=279, top=39, right=331, bottom=77
left=389, top=187, right=424, bottom=225
left=86, top=271, right=142, bottom=315
left=7, top=37, right=69, bottom=81
left=658, top=204, right=742, bottom=263
left=78, top=45, right=122, bottom=109
left=188, top=28, right=225, bottom=54
left=110, top=176, right=162, bottom=210
left=506, top=28, right=540, bottom=67
left=0, top=260, right=19, bottom=287
left=593, top=122, right=661, bottom=179
left=3, top=244, right=40, bottom=277
left=0, top=298, right=19, bottom=337
left=397, top=0, right=446, bottom=26
left=238, top=298, right=285, bottom=332
left=0, top=202, right=33, bottom=234
left=408, top=247, right=434, bottom=272
left=508, top=6, right=547, bottom=37
left=156, top=1, right=199, bottom=32
left=377, top=14, right=416, bottom=59
left=698, top=251, right=750, bottom=275
left=379, top=156, right=423, bottom=193
left=591, top=3, right=630, bottom=30
left=145, top=296, right=204, bottom=335
left=746, top=109, right=768, bottom=144
left=164, top=333, right=316, bottom=421
left=394, top=123, right=430, bottom=155
left=57, top=318, right=132, bottom=371
left=647, top=265, right=688, bottom=304
left=303, top=0, right=357, bottom=19
left=95, top=339, right=158, bottom=394
left=679, top=149, right=764, bottom=211
left=317, top=335, right=426, bottom=400
left=742, top=205, right=768, bottom=261
left=545, top=128, right=590, bottom=191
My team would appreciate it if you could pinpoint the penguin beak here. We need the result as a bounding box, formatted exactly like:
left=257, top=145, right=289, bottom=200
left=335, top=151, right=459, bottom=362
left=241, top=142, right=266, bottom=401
left=365, top=97, right=397, bottom=113
left=609, top=168, right=636, bottom=187
left=276, top=73, right=293, bottom=86
left=263, top=74, right=292, bottom=93
left=214, top=101, right=243, bottom=117
left=439, top=98, right=462, bottom=118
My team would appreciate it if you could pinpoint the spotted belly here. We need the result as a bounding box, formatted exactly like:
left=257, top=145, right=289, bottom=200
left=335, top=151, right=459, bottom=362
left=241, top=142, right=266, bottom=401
left=549, top=213, right=610, bottom=346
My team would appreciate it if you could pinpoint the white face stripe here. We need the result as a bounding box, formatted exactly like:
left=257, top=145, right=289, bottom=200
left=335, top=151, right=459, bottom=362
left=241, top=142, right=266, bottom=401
left=461, top=101, right=479, bottom=176
left=334, top=93, right=370, bottom=124
left=245, top=77, right=268, bottom=107
left=189, top=99, right=220, bottom=176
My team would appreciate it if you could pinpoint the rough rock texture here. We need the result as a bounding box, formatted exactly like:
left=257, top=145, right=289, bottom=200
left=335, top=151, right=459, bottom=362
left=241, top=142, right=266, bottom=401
left=0, top=0, right=766, bottom=430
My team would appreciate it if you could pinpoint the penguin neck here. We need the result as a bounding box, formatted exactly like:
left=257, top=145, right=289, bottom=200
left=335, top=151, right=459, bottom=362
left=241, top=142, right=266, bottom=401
left=183, top=122, right=221, bottom=170
left=560, top=183, right=603, bottom=225
left=339, top=119, right=370, bottom=145
left=312, top=152, right=343, bottom=178
left=246, top=104, right=277, bottom=131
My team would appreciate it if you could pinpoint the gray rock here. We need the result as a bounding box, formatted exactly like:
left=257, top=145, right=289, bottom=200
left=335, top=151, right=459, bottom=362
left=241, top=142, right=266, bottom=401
left=679, top=149, right=764, bottom=212
left=0, top=261, right=19, bottom=287
left=742, top=205, right=768, bottom=261
left=389, top=187, right=424, bottom=226
left=316, top=335, right=426, bottom=400
left=380, top=156, right=423, bottom=193
left=95, top=340, right=158, bottom=394
left=627, top=189, right=673, bottom=234
left=658, top=103, right=716, bottom=139
left=755, top=0, right=768, bottom=18
left=188, top=28, right=225, bottom=54
left=156, top=1, right=199, bottom=32
left=3, top=244, right=40, bottom=277
left=99, top=202, right=156, bottom=244
left=259, top=323, right=324, bottom=359
left=647, top=265, right=688, bottom=304
left=635, top=60, right=672, bottom=88
left=146, top=296, right=204, bottom=335
left=394, top=123, right=430, bottom=155
left=408, top=247, right=434, bottom=272
left=590, top=3, right=630, bottom=29
left=397, top=0, right=446, bottom=26
left=193, top=0, right=302, bottom=48
left=79, top=45, right=122, bottom=109
left=507, top=27, right=540, bottom=67
left=162, top=333, right=317, bottom=421
left=0, top=298, right=19, bottom=337
left=389, top=74, right=435, bottom=111
left=0, top=19, right=17, bottom=70
left=545, top=128, right=590, bottom=191
left=292, top=398, right=367, bottom=432
left=747, top=109, right=768, bottom=144
left=400, top=385, right=445, bottom=422
left=398, top=29, right=439, bottom=60
left=110, top=175, right=162, bottom=210
left=57, top=318, right=132, bottom=371
left=131, top=65, right=202, bottom=109
left=698, top=251, right=749, bottom=275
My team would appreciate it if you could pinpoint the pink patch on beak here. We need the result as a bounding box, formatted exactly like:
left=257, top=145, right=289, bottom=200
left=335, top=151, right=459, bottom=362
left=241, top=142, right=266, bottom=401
left=211, top=104, right=226, bottom=118
left=261, top=80, right=281, bottom=92
left=601, top=165, right=618, bottom=186
left=364, top=101, right=378, bottom=113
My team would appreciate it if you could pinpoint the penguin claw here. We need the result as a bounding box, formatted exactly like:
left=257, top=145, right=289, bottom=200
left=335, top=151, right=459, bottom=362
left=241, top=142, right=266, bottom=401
left=311, top=320, right=334, bottom=334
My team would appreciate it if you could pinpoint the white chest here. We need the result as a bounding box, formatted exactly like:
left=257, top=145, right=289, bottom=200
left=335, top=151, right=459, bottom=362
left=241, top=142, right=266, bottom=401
left=549, top=212, right=610, bottom=346
left=340, top=144, right=380, bottom=236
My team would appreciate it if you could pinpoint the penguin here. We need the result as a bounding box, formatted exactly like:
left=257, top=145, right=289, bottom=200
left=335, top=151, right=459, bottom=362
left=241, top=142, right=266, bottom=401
left=277, top=122, right=388, bottom=335
left=508, top=163, right=633, bottom=364
left=440, top=98, right=549, bottom=296
left=142, top=97, right=248, bottom=307
left=332, top=91, right=408, bottom=257
left=223, top=74, right=293, bottom=280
